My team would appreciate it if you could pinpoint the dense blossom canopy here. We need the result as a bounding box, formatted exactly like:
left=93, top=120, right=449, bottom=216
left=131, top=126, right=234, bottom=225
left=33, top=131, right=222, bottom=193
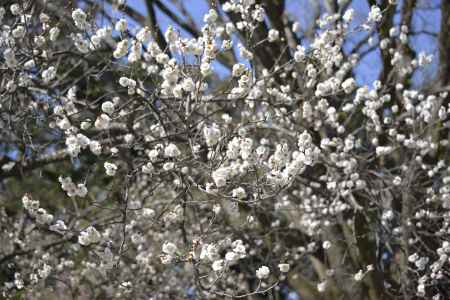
left=1, top=0, right=450, bottom=299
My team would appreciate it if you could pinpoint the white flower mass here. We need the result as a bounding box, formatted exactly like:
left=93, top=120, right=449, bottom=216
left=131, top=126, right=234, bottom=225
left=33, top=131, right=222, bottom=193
left=0, top=1, right=449, bottom=299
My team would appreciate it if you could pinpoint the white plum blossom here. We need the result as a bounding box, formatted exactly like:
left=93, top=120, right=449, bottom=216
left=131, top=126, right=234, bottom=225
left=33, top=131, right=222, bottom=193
left=49, top=220, right=68, bottom=233
left=204, top=9, right=218, bottom=24
left=232, top=187, right=247, bottom=200
left=104, top=162, right=118, bottom=176
left=203, top=125, right=221, bottom=147
left=49, top=27, right=60, bottom=41
left=72, top=8, right=88, bottom=30
left=4, top=49, right=17, bottom=68
left=368, top=5, right=382, bottom=23
left=12, top=26, right=25, bottom=39
left=212, top=167, right=229, bottom=187
left=114, top=39, right=129, bottom=59
left=101, top=101, right=115, bottom=114
left=162, top=242, right=177, bottom=255
left=59, top=176, right=88, bottom=198
left=322, top=241, right=332, bottom=250
left=278, top=263, right=290, bottom=273
left=136, top=26, right=152, bottom=43
left=342, top=78, right=356, bottom=94
left=95, top=114, right=111, bottom=130
left=22, top=194, right=40, bottom=212
left=200, top=244, right=220, bottom=261
left=78, top=226, right=102, bottom=246
left=89, top=141, right=102, bottom=155
left=164, top=143, right=181, bottom=157
left=256, top=265, right=270, bottom=279
left=142, top=162, right=154, bottom=174
left=42, top=67, right=57, bottom=83
left=317, top=281, right=327, bottom=293
left=225, top=251, right=239, bottom=262
left=354, top=270, right=365, bottom=281
left=118, top=76, right=136, bottom=94
left=181, top=78, right=195, bottom=92
left=10, top=4, right=22, bottom=15
left=212, top=259, right=225, bottom=272
left=128, top=40, right=142, bottom=63
left=268, top=29, right=280, bottom=42
left=294, top=45, right=306, bottom=62
left=115, top=18, right=128, bottom=32
left=232, top=63, right=246, bottom=77
left=343, top=8, right=355, bottom=23
left=163, top=162, right=175, bottom=171
left=0, top=7, right=5, bottom=24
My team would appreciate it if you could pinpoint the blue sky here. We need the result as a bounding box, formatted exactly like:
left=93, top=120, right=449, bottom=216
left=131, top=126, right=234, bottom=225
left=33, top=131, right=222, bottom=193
left=112, top=0, right=442, bottom=87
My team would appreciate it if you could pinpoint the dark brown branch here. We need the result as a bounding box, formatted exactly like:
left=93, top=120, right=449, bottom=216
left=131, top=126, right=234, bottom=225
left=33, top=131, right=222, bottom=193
left=398, top=0, right=416, bottom=89
left=145, top=0, right=170, bottom=56
left=377, top=0, right=396, bottom=84
left=153, top=0, right=199, bottom=38
left=439, top=0, right=450, bottom=85
left=0, top=235, right=76, bottom=265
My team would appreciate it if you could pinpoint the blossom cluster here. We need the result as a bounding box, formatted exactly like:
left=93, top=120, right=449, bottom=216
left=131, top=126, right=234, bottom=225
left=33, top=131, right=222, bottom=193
left=0, top=0, right=449, bottom=299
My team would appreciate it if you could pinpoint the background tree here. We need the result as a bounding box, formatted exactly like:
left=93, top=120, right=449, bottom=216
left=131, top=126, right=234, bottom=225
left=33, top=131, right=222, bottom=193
left=1, top=0, right=450, bottom=299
